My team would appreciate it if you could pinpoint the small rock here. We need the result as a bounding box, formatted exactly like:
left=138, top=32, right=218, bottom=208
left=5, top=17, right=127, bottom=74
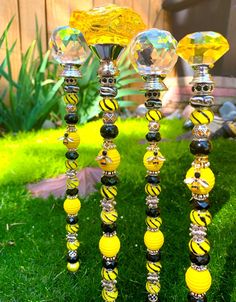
left=135, top=104, right=148, bottom=117
left=165, top=109, right=182, bottom=120
left=182, top=105, right=194, bottom=119
left=219, top=101, right=236, bottom=121
left=42, top=120, right=56, bottom=129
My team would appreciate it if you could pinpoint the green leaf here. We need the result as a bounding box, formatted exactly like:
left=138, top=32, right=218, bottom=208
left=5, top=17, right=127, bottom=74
left=117, top=89, right=143, bottom=98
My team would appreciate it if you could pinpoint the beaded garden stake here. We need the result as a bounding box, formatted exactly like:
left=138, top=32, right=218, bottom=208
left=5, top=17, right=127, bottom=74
left=70, top=5, right=145, bottom=301
left=49, top=26, right=90, bottom=272
left=130, top=29, right=178, bottom=302
left=177, top=32, right=229, bottom=302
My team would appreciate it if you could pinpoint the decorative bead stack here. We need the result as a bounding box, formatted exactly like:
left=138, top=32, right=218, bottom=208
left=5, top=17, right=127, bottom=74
left=177, top=32, right=229, bottom=301
left=49, top=26, right=90, bottom=272
left=70, top=5, right=145, bottom=300
left=130, top=29, right=178, bottom=302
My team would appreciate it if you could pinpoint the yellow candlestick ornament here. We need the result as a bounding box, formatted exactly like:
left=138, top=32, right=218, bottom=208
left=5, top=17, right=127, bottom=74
left=49, top=26, right=90, bottom=272
left=177, top=31, right=229, bottom=302
left=130, top=28, right=178, bottom=302
left=70, top=5, right=145, bottom=301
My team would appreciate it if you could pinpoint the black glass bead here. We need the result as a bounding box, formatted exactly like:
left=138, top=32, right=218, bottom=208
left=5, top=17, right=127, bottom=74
left=65, top=151, right=79, bottom=160
left=196, top=85, right=202, bottom=92
left=66, top=215, right=78, bottom=224
left=100, top=125, right=119, bottom=139
left=64, top=113, right=79, bottom=124
left=67, top=252, right=79, bottom=264
left=146, top=175, right=160, bottom=185
left=146, top=132, right=161, bottom=142
left=190, top=140, right=212, bottom=155
left=192, top=198, right=210, bottom=210
left=187, top=293, right=207, bottom=302
left=102, top=258, right=118, bottom=269
left=101, top=175, right=119, bottom=186
left=66, top=188, right=79, bottom=196
left=102, top=222, right=117, bottom=233
left=190, top=252, right=210, bottom=266
left=146, top=251, right=161, bottom=262
left=146, top=208, right=160, bottom=217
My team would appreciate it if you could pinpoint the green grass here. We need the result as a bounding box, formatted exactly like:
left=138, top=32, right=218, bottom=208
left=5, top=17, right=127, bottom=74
left=0, top=118, right=235, bottom=302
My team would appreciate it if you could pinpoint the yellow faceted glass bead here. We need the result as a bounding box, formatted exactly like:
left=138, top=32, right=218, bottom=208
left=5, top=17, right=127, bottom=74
left=101, top=288, right=118, bottom=301
left=146, top=261, right=162, bottom=273
left=65, top=159, right=78, bottom=170
left=99, top=235, right=121, bottom=257
left=190, top=210, right=212, bottom=227
left=64, top=93, right=79, bottom=105
left=144, top=230, right=164, bottom=251
left=146, top=216, right=162, bottom=229
left=145, top=109, right=162, bottom=122
left=101, top=267, right=118, bottom=281
left=63, top=198, right=81, bottom=215
left=67, top=239, right=80, bottom=250
left=145, top=183, right=161, bottom=196
left=66, top=223, right=79, bottom=234
left=185, top=267, right=212, bottom=294
left=67, top=261, right=80, bottom=272
left=63, top=131, right=80, bottom=149
left=143, top=150, right=165, bottom=172
left=101, top=210, right=118, bottom=224
left=146, top=281, right=161, bottom=294
left=100, top=185, right=117, bottom=199
left=70, top=5, right=146, bottom=46
left=185, top=167, right=215, bottom=195
left=190, top=109, right=214, bottom=125
left=177, top=31, right=229, bottom=66
left=189, top=238, right=210, bottom=256
left=96, top=149, right=120, bottom=172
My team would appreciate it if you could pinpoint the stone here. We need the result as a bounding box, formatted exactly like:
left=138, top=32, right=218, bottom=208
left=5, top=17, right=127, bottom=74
left=177, top=31, right=229, bottom=66
left=70, top=4, right=146, bottom=46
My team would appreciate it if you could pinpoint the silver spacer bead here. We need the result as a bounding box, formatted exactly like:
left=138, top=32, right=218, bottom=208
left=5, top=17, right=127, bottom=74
left=191, top=263, right=208, bottom=271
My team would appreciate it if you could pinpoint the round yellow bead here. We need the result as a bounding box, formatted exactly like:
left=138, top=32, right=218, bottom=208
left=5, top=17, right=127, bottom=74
left=190, top=210, right=212, bottom=227
left=97, top=149, right=120, bottom=172
left=63, top=198, right=81, bottom=215
left=67, top=240, right=80, bottom=250
left=66, top=223, right=79, bottom=234
left=144, top=230, right=164, bottom=251
left=63, top=131, right=80, bottom=149
left=146, top=216, right=162, bottom=229
left=101, top=288, right=118, bottom=302
left=145, top=183, right=161, bottom=196
left=146, top=281, right=161, bottom=294
left=185, top=167, right=215, bottom=195
left=99, top=235, right=120, bottom=258
left=101, top=267, right=118, bottom=281
left=100, top=185, right=117, bottom=199
left=145, top=109, right=162, bottom=121
left=67, top=261, right=80, bottom=272
left=143, top=150, right=165, bottom=172
left=99, top=98, right=118, bottom=112
left=101, top=210, right=118, bottom=224
left=185, top=267, right=212, bottom=294
left=65, top=159, right=78, bottom=170
left=189, top=239, right=210, bottom=256
left=146, top=261, right=162, bottom=273
left=64, top=93, right=79, bottom=105
left=190, top=109, right=214, bottom=125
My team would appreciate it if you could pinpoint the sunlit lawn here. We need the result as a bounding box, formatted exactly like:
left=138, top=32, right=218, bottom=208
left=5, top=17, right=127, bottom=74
left=0, top=118, right=235, bottom=302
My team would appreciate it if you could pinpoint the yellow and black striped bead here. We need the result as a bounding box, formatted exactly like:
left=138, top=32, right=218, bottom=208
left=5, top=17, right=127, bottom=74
left=101, top=210, right=118, bottom=224
left=99, top=99, right=118, bottom=112
left=146, top=216, right=162, bottom=229
left=146, top=281, right=161, bottom=294
left=100, top=185, right=117, bottom=199
left=101, top=267, right=118, bottom=281
left=102, top=288, right=118, bottom=301
left=64, top=93, right=79, bottom=105
left=66, top=177, right=79, bottom=189
left=145, top=109, right=162, bottom=122
left=66, top=223, right=79, bottom=234
left=146, top=261, right=162, bottom=273
left=145, top=183, right=161, bottom=197
left=190, top=109, right=214, bottom=125
left=189, top=238, right=210, bottom=256
left=190, top=210, right=212, bottom=227
left=65, top=159, right=78, bottom=170
left=67, top=240, right=80, bottom=251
